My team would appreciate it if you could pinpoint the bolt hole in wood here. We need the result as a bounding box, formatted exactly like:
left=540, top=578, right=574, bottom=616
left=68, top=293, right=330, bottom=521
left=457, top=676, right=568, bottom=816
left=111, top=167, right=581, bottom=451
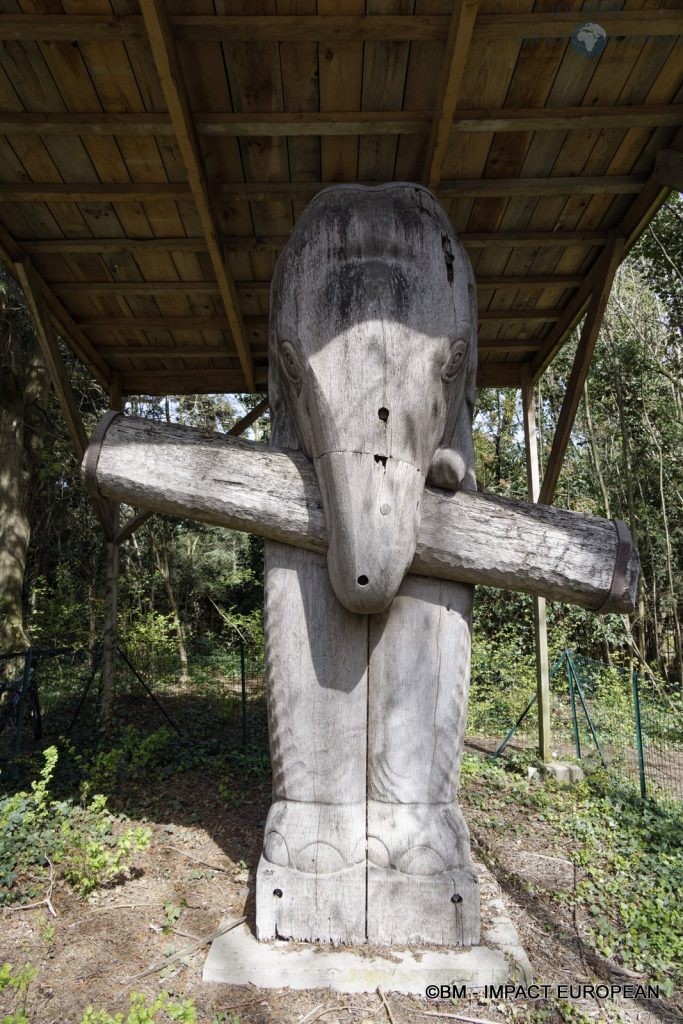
left=451, top=893, right=463, bottom=904
left=273, top=889, right=283, bottom=898
left=357, top=575, right=369, bottom=587
left=374, top=454, right=388, bottom=467
left=378, top=407, right=389, bottom=422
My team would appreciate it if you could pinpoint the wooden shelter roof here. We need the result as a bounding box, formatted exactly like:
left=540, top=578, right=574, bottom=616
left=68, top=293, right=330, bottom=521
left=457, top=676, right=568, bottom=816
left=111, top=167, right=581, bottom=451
left=0, top=2, right=681, bottom=397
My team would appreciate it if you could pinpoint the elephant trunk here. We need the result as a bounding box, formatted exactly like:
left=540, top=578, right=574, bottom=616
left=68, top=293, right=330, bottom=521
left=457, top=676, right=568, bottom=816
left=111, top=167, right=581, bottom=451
left=314, top=451, right=424, bottom=615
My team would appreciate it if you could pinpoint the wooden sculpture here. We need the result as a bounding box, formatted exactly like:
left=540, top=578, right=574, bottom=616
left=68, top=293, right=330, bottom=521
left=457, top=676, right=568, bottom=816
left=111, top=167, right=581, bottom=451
left=84, top=184, right=638, bottom=948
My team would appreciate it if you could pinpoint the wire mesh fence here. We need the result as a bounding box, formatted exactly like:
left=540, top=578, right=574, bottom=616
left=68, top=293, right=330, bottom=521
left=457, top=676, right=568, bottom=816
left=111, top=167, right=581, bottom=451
left=3, top=642, right=681, bottom=806
left=0, top=640, right=268, bottom=777
left=476, top=650, right=683, bottom=805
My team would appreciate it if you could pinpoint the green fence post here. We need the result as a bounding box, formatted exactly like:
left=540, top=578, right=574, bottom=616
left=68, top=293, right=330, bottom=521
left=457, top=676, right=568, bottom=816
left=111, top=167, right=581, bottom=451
left=566, top=652, right=582, bottom=759
left=631, top=670, right=647, bottom=800
left=567, top=652, right=607, bottom=769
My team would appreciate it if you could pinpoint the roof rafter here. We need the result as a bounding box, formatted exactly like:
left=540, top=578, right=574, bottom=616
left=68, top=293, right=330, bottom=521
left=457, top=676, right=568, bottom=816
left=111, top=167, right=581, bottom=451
left=539, top=237, right=624, bottom=506
left=0, top=105, right=680, bottom=138
left=0, top=175, right=645, bottom=203
left=423, top=0, right=478, bottom=188
left=139, top=0, right=254, bottom=391
left=1, top=11, right=682, bottom=42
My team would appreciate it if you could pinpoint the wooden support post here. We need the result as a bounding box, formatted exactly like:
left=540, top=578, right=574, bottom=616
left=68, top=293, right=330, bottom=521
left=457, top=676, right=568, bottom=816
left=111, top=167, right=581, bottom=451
left=14, top=258, right=114, bottom=539
left=522, top=369, right=551, bottom=762
left=539, top=237, right=624, bottom=506
left=100, top=534, right=119, bottom=723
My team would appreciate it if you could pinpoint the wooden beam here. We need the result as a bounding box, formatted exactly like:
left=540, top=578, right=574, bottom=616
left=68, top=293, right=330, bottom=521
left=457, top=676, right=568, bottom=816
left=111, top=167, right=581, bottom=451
left=228, top=396, right=270, bottom=437
left=0, top=223, right=110, bottom=386
left=21, top=230, right=608, bottom=256
left=85, top=413, right=638, bottom=612
left=423, top=0, right=478, bottom=188
left=109, top=372, right=123, bottom=412
left=521, top=368, right=551, bottom=762
left=1, top=11, right=681, bottom=42
left=54, top=273, right=581, bottom=296
left=115, top=509, right=153, bottom=545
left=652, top=148, right=683, bottom=192
left=79, top=316, right=236, bottom=330
left=529, top=136, right=683, bottom=381
left=0, top=175, right=645, bottom=203
left=14, top=259, right=114, bottom=538
left=120, top=369, right=269, bottom=394
left=539, top=237, right=624, bottom=507
left=15, top=259, right=88, bottom=462
left=476, top=363, right=521, bottom=388
left=0, top=105, right=680, bottom=138
left=140, top=0, right=254, bottom=391
left=97, top=338, right=533, bottom=360
left=78, top=310, right=559, bottom=331
left=116, top=363, right=512, bottom=392
left=479, top=309, right=561, bottom=322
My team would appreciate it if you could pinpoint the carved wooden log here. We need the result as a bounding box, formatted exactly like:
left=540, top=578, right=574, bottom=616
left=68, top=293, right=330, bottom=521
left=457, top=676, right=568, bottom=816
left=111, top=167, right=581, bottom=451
left=84, top=411, right=639, bottom=613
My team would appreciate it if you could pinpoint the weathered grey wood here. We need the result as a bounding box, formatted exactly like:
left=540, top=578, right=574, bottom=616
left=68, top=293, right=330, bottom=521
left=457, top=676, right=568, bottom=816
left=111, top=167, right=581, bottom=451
left=256, top=542, right=367, bottom=943
left=366, top=575, right=480, bottom=944
left=522, top=370, right=551, bottom=762
left=264, top=183, right=480, bottom=945
left=84, top=411, right=638, bottom=614
left=83, top=183, right=639, bottom=949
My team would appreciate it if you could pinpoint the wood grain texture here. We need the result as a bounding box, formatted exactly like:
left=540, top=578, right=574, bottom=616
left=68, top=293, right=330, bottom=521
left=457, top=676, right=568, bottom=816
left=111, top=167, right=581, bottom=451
left=84, top=412, right=638, bottom=614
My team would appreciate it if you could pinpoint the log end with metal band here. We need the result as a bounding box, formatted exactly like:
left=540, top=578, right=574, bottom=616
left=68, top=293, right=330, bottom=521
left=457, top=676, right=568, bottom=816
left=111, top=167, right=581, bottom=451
left=82, top=410, right=123, bottom=502
left=81, top=412, right=640, bottom=614
left=597, top=518, right=639, bottom=615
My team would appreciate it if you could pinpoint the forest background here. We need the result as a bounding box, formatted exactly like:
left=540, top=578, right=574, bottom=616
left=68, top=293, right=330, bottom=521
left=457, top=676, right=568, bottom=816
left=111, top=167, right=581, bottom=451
left=1, top=194, right=681, bottom=737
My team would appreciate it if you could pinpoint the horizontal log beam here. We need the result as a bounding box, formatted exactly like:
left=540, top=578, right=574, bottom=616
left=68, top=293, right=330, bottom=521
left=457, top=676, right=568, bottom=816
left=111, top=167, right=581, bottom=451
left=0, top=175, right=645, bottom=203
left=83, top=412, right=639, bottom=612
left=1, top=11, right=680, bottom=42
left=53, top=274, right=581, bottom=295
left=1, top=105, right=679, bottom=138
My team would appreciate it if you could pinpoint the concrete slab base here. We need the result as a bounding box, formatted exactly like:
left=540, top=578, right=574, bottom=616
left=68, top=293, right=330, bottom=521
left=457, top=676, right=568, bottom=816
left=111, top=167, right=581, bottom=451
left=203, top=861, right=532, bottom=995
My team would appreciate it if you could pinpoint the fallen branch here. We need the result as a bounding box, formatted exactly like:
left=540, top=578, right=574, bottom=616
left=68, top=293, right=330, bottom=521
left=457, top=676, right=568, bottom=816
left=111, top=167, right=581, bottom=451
left=377, top=987, right=397, bottom=1024
left=121, top=916, right=246, bottom=983
left=3, top=856, right=56, bottom=917
left=160, top=844, right=231, bottom=873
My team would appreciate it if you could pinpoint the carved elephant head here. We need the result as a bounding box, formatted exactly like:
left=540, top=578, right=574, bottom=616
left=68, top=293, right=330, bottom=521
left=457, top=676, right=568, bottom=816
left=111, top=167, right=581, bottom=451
left=269, top=183, right=478, bottom=615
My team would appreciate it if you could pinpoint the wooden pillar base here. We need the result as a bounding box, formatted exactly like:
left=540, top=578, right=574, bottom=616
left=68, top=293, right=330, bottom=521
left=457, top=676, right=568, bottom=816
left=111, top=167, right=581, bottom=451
left=367, top=864, right=480, bottom=947
left=255, top=859, right=366, bottom=945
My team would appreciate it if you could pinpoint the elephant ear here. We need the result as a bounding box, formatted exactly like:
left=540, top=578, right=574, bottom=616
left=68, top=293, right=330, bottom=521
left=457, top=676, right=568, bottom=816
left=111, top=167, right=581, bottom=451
left=427, top=273, right=478, bottom=493
left=267, top=274, right=302, bottom=452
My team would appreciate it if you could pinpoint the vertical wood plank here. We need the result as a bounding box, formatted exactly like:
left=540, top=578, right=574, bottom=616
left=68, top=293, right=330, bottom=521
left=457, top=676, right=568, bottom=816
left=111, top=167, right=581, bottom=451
left=521, top=366, right=551, bottom=763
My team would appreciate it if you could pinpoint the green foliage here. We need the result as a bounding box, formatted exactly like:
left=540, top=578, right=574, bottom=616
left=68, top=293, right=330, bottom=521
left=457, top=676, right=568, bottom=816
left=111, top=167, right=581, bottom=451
left=0, top=962, right=37, bottom=1024
left=463, top=755, right=683, bottom=984
left=0, top=747, right=150, bottom=904
left=80, top=991, right=196, bottom=1024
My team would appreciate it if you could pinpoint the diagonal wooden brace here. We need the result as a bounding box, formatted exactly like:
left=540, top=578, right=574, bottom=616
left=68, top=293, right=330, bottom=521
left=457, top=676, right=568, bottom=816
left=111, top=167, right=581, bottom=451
left=83, top=413, right=639, bottom=613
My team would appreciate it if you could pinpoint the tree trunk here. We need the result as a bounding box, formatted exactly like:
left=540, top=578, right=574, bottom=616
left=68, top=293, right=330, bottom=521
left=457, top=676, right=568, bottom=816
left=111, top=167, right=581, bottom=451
left=154, top=537, right=189, bottom=682
left=0, top=291, right=49, bottom=655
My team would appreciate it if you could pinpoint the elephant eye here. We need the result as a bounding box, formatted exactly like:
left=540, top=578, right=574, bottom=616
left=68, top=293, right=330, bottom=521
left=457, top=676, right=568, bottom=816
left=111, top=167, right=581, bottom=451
left=442, top=326, right=470, bottom=384
left=279, top=339, right=302, bottom=386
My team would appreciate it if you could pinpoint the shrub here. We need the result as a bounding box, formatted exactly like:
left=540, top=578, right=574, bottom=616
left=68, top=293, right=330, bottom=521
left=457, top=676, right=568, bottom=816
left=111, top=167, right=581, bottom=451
left=0, top=747, right=151, bottom=904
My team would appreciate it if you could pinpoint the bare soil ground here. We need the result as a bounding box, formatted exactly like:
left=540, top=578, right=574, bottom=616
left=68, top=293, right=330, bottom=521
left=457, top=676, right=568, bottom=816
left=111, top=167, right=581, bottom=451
left=1, top=714, right=681, bottom=1024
